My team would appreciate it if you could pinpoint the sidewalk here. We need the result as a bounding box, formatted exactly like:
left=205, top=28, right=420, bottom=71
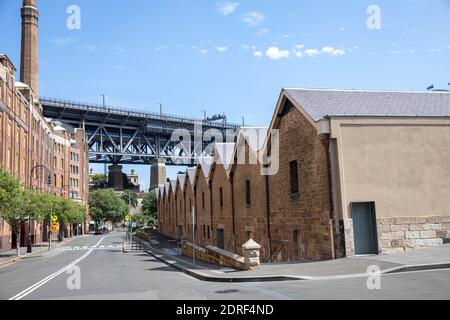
left=138, top=232, right=450, bottom=282
left=0, top=233, right=92, bottom=268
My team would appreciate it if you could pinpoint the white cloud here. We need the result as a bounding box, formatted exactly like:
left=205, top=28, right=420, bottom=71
left=254, top=51, right=263, bottom=57
left=155, top=46, right=168, bottom=52
left=304, top=49, right=320, bottom=57
left=294, top=51, right=303, bottom=58
left=255, top=28, right=270, bottom=36
left=321, top=46, right=346, bottom=56
left=198, top=49, right=208, bottom=54
left=389, top=49, right=415, bottom=54
left=216, top=1, right=239, bottom=16
left=216, top=46, right=228, bottom=53
left=241, top=44, right=250, bottom=50
left=331, top=49, right=346, bottom=56
left=241, top=11, right=266, bottom=27
left=265, top=47, right=290, bottom=60
left=46, top=37, right=78, bottom=46
left=322, top=46, right=335, bottom=54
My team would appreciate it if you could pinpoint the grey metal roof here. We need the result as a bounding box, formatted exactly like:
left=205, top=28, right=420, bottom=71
left=284, top=88, right=450, bottom=122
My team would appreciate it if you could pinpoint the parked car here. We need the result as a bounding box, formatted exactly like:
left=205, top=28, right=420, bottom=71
left=95, top=227, right=110, bottom=235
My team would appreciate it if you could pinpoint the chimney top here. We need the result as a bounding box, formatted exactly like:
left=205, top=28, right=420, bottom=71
left=23, top=0, right=37, bottom=7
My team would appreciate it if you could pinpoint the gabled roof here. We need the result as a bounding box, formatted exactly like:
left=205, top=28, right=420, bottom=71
left=186, top=167, right=197, bottom=188
left=214, top=143, right=235, bottom=172
left=229, top=127, right=268, bottom=175
left=198, top=157, right=214, bottom=182
left=164, top=182, right=171, bottom=196
left=284, top=88, right=450, bottom=121
left=158, top=184, right=165, bottom=199
left=241, top=127, right=268, bottom=153
left=177, top=173, right=186, bottom=192
left=170, top=179, right=177, bottom=193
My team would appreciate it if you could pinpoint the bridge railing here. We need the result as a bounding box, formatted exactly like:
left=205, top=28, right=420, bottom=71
left=40, top=97, right=240, bottom=129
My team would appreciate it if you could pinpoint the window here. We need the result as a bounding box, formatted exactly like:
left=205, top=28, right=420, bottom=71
left=219, top=188, right=223, bottom=208
left=202, top=192, right=205, bottom=209
left=203, top=225, right=206, bottom=238
left=207, top=226, right=211, bottom=239
left=245, top=180, right=251, bottom=207
left=290, top=160, right=299, bottom=195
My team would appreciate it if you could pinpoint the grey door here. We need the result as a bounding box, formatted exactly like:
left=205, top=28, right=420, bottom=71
left=352, top=202, right=378, bottom=255
left=217, top=229, right=225, bottom=250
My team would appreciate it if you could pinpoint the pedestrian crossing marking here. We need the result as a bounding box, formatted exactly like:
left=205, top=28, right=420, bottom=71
left=64, top=245, right=122, bottom=251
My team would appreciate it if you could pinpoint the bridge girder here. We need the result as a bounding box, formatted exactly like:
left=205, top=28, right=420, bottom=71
left=40, top=97, right=240, bottom=166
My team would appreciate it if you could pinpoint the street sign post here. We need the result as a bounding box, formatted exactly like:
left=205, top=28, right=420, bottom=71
left=192, top=206, right=195, bottom=265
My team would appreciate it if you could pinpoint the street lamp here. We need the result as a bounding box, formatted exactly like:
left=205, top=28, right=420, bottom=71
left=29, top=164, right=52, bottom=253
left=201, top=110, right=207, bottom=121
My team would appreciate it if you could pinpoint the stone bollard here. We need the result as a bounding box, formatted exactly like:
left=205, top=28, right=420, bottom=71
left=242, top=239, right=261, bottom=270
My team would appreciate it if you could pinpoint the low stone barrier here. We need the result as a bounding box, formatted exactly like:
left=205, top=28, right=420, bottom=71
left=182, top=240, right=261, bottom=271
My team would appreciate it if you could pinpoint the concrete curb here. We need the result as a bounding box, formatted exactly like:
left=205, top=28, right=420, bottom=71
left=0, top=234, right=92, bottom=269
left=139, top=238, right=450, bottom=283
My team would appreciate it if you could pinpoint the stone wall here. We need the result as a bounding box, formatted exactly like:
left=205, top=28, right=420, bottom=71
left=344, top=216, right=450, bottom=255
left=268, top=102, right=335, bottom=261
left=210, top=163, right=234, bottom=253
left=182, top=242, right=250, bottom=270
left=232, top=141, right=270, bottom=261
left=195, top=171, right=212, bottom=247
left=377, top=216, right=450, bottom=253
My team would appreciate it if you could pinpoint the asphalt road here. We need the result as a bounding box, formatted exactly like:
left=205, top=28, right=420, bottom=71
left=0, top=232, right=449, bottom=300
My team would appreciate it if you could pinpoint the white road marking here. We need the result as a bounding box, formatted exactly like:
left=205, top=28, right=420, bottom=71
left=9, top=236, right=108, bottom=301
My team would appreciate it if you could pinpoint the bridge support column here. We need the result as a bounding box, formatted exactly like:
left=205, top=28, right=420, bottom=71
left=150, top=159, right=166, bottom=191
left=108, top=165, right=124, bottom=191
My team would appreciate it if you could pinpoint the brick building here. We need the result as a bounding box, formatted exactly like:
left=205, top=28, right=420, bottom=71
left=195, top=157, right=214, bottom=247
left=0, top=0, right=90, bottom=252
left=230, top=128, right=270, bottom=260
left=157, top=88, right=450, bottom=263
left=209, top=143, right=235, bottom=252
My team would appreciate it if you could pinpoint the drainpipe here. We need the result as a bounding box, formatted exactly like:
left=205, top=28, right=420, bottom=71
left=209, top=181, right=213, bottom=246
left=265, top=173, right=272, bottom=257
left=326, top=136, right=337, bottom=260
left=230, top=172, right=236, bottom=254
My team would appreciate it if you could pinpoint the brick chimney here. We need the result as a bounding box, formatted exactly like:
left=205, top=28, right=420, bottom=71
left=20, top=0, right=39, bottom=97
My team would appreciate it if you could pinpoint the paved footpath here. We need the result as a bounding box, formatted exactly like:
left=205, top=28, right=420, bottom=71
left=143, top=232, right=450, bottom=281
left=1, top=232, right=449, bottom=300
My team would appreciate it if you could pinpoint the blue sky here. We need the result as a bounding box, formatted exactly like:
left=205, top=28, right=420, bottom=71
left=1, top=0, right=449, bottom=190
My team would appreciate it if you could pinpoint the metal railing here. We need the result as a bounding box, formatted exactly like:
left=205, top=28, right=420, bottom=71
left=267, top=240, right=289, bottom=263
left=40, top=97, right=241, bottom=129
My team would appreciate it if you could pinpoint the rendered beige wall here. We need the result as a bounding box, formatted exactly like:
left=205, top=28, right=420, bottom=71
left=331, top=118, right=450, bottom=219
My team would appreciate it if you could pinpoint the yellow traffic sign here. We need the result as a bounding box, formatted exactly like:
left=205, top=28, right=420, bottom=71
left=125, top=215, right=130, bottom=222
left=52, top=215, right=58, bottom=222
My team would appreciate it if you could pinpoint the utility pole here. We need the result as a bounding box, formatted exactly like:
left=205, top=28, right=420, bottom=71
left=100, top=94, right=107, bottom=178
left=201, top=110, right=207, bottom=120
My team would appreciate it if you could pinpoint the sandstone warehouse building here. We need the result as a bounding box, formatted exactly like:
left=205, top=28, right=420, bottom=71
left=157, top=88, right=450, bottom=262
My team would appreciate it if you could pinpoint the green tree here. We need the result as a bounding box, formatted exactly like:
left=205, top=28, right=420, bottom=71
left=121, top=190, right=138, bottom=208
left=141, top=190, right=157, bottom=226
left=0, top=168, right=36, bottom=256
left=89, top=189, right=127, bottom=225
left=91, top=174, right=107, bottom=185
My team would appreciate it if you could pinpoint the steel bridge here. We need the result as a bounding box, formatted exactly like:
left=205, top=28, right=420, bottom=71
left=40, top=97, right=240, bottom=166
